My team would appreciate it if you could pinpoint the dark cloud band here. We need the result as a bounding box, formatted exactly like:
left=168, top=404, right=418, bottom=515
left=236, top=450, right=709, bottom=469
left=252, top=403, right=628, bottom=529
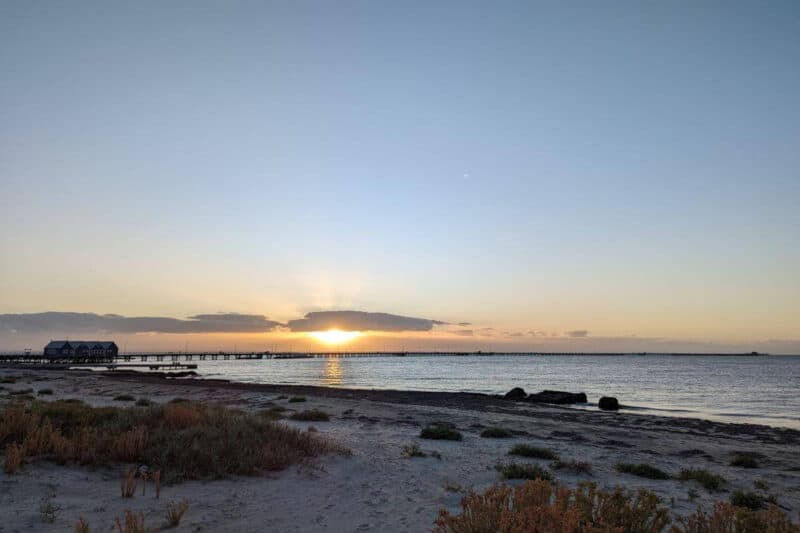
left=0, top=312, right=282, bottom=334
left=287, top=311, right=444, bottom=332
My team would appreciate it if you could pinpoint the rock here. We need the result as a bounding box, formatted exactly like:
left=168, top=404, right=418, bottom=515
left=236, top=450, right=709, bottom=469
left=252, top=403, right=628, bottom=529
left=598, top=396, right=619, bottom=410
left=504, top=387, right=527, bottom=400
left=525, top=390, right=588, bottom=405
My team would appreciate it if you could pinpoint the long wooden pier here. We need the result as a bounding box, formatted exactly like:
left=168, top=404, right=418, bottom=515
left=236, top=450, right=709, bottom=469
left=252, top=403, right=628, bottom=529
left=0, top=350, right=767, bottom=367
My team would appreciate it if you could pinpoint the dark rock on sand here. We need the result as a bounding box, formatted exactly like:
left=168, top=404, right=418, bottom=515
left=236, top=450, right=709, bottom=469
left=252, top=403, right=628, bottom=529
left=504, top=387, right=527, bottom=400
left=599, top=396, right=619, bottom=410
left=525, top=390, right=587, bottom=404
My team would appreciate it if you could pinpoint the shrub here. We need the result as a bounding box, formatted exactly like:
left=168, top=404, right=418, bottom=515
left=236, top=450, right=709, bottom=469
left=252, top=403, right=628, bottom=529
left=616, top=462, right=670, bottom=480
left=680, top=502, right=799, bottom=533
left=401, top=443, right=427, bottom=458
left=509, top=444, right=558, bottom=460
left=121, top=468, right=138, bottom=498
left=37, top=389, right=54, bottom=395
left=4, top=442, right=24, bottom=473
left=113, top=395, right=135, bottom=402
left=9, top=388, right=34, bottom=396
left=114, top=510, right=152, bottom=533
left=163, top=404, right=204, bottom=429
left=290, top=409, right=330, bottom=422
left=421, top=424, right=463, bottom=441
left=435, top=481, right=800, bottom=533
left=678, top=468, right=725, bottom=491
left=480, top=427, right=513, bottom=438
left=39, top=496, right=62, bottom=523
left=0, top=400, right=348, bottom=483
left=75, top=516, right=91, bottom=533
left=135, top=398, right=152, bottom=407
left=165, top=499, right=190, bottom=527
left=288, top=396, right=306, bottom=403
left=730, top=490, right=765, bottom=510
left=434, top=480, right=670, bottom=532
left=731, top=453, right=759, bottom=468
left=551, top=458, right=592, bottom=474
left=496, top=462, right=552, bottom=481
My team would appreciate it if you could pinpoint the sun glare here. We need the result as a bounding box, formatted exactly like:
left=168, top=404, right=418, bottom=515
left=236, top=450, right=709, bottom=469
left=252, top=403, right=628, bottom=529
left=309, top=329, right=362, bottom=345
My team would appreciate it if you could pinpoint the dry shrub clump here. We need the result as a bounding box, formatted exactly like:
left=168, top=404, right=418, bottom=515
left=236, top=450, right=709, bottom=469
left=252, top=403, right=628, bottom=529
left=0, top=399, right=348, bottom=482
left=114, top=510, right=154, bottom=533
left=434, top=480, right=800, bottom=533
left=75, top=516, right=91, bottom=533
left=121, top=468, right=138, bottom=498
left=4, top=442, right=24, bottom=473
left=165, top=499, right=190, bottom=527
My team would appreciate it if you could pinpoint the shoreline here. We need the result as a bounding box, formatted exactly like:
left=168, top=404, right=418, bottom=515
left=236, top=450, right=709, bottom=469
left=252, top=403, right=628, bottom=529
left=98, top=370, right=800, bottom=443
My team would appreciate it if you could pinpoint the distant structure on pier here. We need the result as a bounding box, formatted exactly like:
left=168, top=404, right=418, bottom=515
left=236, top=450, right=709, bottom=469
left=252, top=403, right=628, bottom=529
left=43, top=340, right=118, bottom=358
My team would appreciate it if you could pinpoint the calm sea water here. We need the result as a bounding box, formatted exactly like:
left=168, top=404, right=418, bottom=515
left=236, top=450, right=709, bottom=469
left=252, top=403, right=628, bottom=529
left=193, top=355, right=800, bottom=429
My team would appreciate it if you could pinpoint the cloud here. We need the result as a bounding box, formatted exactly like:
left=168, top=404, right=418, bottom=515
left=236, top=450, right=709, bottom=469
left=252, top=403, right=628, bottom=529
left=505, top=331, right=524, bottom=337
left=0, top=312, right=282, bottom=335
left=565, top=329, right=589, bottom=338
left=286, top=311, right=445, bottom=332
left=457, top=322, right=472, bottom=327
left=453, top=329, right=474, bottom=336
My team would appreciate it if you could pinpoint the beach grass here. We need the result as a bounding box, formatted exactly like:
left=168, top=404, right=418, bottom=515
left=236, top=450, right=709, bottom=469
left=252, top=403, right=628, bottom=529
left=730, top=490, right=765, bottom=510
left=551, top=458, right=592, bottom=474
left=480, top=427, right=513, bottom=438
left=495, top=462, right=553, bottom=481
left=433, top=479, right=799, bottom=533
left=678, top=468, right=725, bottom=491
left=508, top=444, right=559, bottom=460
left=0, top=399, right=348, bottom=483
left=730, top=453, right=760, bottom=468
left=420, top=423, right=462, bottom=441
left=616, top=462, right=671, bottom=480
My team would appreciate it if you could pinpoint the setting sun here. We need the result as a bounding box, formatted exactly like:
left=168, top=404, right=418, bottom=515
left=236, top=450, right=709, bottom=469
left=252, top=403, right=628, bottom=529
left=309, top=329, right=362, bottom=345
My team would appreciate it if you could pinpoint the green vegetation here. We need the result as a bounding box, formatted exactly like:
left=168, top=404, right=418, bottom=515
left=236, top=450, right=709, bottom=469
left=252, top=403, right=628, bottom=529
left=420, top=423, right=463, bottom=441
left=730, top=490, right=765, bottom=510
left=288, top=396, right=306, bottom=403
left=289, top=409, right=330, bottom=422
left=678, top=468, right=725, bottom=491
left=508, top=444, right=558, bottom=460
left=480, top=427, right=513, bottom=438
left=135, top=398, right=153, bottom=407
left=730, top=453, right=760, bottom=468
left=550, top=458, right=592, bottom=474
left=616, top=462, right=670, bottom=480
left=0, top=399, right=348, bottom=483
left=495, top=462, right=552, bottom=481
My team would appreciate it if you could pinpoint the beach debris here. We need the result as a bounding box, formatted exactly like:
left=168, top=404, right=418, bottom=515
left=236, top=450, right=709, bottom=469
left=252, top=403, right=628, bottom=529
left=599, top=396, right=620, bottom=410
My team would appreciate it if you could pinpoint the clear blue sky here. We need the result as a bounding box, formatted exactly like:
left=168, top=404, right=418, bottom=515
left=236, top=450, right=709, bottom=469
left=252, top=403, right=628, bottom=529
left=1, top=1, right=798, bottom=352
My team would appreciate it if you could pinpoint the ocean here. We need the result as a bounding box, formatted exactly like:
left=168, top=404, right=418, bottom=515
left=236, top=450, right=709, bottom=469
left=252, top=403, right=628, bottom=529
left=192, top=354, right=800, bottom=429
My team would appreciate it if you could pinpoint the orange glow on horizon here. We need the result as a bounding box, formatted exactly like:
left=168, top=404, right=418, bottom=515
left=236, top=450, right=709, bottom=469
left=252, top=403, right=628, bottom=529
left=308, top=329, right=362, bottom=345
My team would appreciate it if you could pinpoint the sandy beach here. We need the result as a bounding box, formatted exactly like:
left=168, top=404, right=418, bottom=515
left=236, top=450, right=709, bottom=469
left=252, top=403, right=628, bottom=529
left=1, top=367, right=799, bottom=532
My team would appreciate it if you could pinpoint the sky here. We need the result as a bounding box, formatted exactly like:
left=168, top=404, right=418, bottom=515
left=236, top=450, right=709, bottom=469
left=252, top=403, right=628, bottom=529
left=1, top=1, right=798, bottom=353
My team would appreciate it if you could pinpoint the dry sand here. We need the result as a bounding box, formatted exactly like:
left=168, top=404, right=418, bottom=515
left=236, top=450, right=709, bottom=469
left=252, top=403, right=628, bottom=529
left=1, top=367, right=799, bottom=532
